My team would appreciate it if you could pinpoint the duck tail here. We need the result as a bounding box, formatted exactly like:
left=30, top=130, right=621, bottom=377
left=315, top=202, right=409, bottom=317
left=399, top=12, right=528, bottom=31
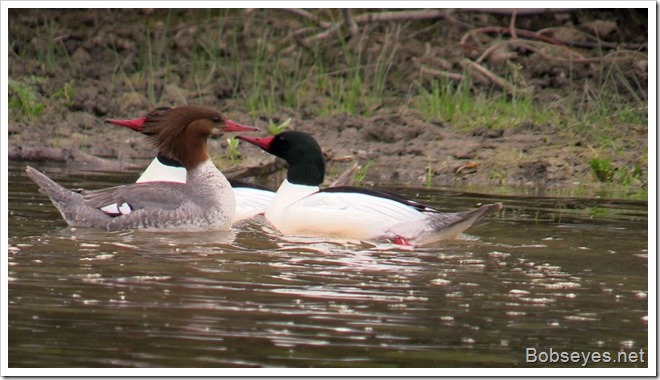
left=25, top=166, right=110, bottom=227
left=422, top=203, right=503, bottom=244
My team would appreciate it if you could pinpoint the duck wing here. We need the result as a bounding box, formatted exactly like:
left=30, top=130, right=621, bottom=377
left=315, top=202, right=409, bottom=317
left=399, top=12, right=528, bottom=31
left=317, top=186, right=439, bottom=214
left=292, top=188, right=427, bottom=223
left=83, top=182, right=189, bottom=212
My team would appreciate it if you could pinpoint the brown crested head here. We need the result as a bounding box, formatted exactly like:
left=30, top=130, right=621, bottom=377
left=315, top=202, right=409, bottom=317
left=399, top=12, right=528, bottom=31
left=141, top=105, right=228, bottom=169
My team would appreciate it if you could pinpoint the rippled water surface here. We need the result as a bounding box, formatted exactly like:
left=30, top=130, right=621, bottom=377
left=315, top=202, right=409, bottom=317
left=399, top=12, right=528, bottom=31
left=8, top=162, right=648, bottom=369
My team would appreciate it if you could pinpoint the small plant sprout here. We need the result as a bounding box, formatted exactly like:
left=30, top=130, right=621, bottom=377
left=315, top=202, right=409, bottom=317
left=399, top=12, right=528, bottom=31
left=353, top=160, right=374, bottom=183
left=589, top=157, right=615, bottom=182
left=226, top=137, right=241, bottom=162
left=424, top=166, right=435, bottom=189
left=52, top=81, right=75, bottom=106
left=268, top=118, right=292, bottom=135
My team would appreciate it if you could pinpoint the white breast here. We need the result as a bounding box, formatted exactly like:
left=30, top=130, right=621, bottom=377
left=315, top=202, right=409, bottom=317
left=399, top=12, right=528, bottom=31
left=233, top=187, right=276, bottom=222
left=136, top=157, right=187, bottom=184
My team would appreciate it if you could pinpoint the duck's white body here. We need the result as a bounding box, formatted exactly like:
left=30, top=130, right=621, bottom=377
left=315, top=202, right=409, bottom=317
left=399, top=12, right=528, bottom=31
left=265, top=180, right=500, bottom=246
left=233, top=186, right=275, bottom=223
left=266, top=180, right=410, bottom=238
left=136, top=156, right=187, bottom=184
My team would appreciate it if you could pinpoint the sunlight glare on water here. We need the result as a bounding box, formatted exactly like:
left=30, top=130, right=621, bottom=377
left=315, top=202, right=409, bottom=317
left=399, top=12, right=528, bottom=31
left=7, top=162, right=648, bottom=369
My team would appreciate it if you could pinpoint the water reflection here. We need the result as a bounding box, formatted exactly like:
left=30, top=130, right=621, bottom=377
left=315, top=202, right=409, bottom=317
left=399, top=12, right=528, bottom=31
left=7, top=162, right=648, bottom=369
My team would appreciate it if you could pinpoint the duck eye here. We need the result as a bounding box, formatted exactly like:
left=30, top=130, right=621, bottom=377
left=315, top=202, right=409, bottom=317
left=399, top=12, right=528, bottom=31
left=211, top=116, right=221, bottom=123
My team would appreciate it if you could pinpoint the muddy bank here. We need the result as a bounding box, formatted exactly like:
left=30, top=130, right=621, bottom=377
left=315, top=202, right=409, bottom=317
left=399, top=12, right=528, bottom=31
left=8, top=108, right=643, bottom=193
left=8, top=9, right=648, bottom=194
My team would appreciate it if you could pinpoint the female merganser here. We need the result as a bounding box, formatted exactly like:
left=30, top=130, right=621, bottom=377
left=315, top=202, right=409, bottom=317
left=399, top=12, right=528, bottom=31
left=104, top=107, right=275, bottom=223
left=237, top=131, right=502, bottom=246
left=26, top=105, right=258, bottom=232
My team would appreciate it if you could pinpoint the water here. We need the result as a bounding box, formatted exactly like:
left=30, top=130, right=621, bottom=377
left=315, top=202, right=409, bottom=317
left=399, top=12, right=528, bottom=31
left=7, top=162, right=648, bottom=369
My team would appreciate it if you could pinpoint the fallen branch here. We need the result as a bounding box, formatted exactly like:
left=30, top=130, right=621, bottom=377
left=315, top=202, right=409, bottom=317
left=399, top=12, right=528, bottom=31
left=500, top=39, right=635, bottom=65
left=343, top=9, right=359, bottom=37
left=458, top=8, right=576, bottom=16
left=9, top=147, right=141, bottom=170
left=223, top=157, right=286, bottom=179
left=475, top=40, right=519, bottom=64
left=413, top=57, right=464, bottom=81
left=536, top=26, right=647, bottom=50
left=554, top=39, right=646, bottom=51
left=461, top=58, right=516, bottom=94
left=461, top=26, right=579, bottom=48
left=280, top=9, right=458, bottom=53
left=9, top=146, right=70, bottom=162
left=509, top=9, right=518, bottom=39
left=460, top=26, right=589, bottom=64
left=353, top=9, right=449, bottom=23
left=302, top=23, right=343, bottom=46
left=475, top=39, right=587, bottom=65
left=279, top=8, right=332, bottom=28
left=422, top=66, right=464, bottom=81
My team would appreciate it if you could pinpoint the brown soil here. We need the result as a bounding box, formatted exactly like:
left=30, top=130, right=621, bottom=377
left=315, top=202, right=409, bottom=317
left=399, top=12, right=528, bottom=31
left=8, top=9, right=648, bottom=194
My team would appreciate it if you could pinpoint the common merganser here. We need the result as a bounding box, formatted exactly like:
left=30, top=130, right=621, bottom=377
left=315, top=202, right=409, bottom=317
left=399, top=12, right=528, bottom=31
left=26, top=105, right=258, bottom=232
left=104, top=107, right=275, bottom=223
left=237, top=131, right=502, bottom=246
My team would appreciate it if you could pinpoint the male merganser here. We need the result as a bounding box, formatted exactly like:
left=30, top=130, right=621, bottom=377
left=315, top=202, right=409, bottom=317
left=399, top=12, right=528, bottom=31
left=26, top=105, right=258, bottom=232
left=104, top=107, right=275, bottom=223
left=237, top=131, right=502, bottom=246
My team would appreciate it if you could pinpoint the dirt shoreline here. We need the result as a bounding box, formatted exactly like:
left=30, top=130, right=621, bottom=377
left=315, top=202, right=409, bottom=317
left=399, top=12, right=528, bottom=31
left=7, top=110, right=641, bottom=194
left=8, top=9, right=648, bottom=195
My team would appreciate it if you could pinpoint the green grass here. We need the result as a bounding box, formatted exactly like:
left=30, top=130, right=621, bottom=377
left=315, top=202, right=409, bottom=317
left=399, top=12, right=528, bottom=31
left=414, top=76, right=553, bottom=131
left=589, top=157, right=616, bottom=182
left=589, top=157, right=645, bottom=186
left=415, top=77, right=472, bottom=125
left=8, top=78, right=46, bottom=121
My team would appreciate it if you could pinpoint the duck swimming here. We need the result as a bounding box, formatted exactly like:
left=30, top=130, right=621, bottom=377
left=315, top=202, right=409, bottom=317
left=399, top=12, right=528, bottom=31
left=237, top=131, right=501, bottom=246
left=104, top=106, right=275, bottom=223
left=26, top=105, right=258, bottom=231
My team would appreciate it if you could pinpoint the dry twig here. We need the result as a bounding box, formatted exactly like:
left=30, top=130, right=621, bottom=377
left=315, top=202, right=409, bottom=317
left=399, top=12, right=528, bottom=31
left=460, top=26, right=589, bottom=64
left=279, top=8, right=332, bottom=28
left=461, top=58, right=515, bottom=94
left=412, top=57, right=464, bottom=81
left=458, top=8, right=575, bottom=16
left=353, top=9, right=449, bottom=23
left=508, top=9, right=518, bottom=39
left=282, top=9, right=451, bottom=52
left=343, top=9, right=359, bottom=37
